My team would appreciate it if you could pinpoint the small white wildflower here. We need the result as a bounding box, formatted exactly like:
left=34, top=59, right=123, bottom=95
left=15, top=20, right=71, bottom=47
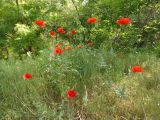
left=14, top=23, right=31, bottom=36
left=27, top=51, right=32, bottom=57
left=82, top=0, right=89, bottom=7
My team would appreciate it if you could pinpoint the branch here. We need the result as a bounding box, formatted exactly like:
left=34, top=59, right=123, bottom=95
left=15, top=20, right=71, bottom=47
left=71, top=0, right=88, bottom=42
left=71, top=0, right=85, bottom=28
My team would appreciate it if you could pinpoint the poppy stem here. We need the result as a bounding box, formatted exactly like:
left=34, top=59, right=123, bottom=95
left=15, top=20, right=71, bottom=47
left=88, top=24, right=92, bottom=40
left=68, top=99, right=72, bottom=119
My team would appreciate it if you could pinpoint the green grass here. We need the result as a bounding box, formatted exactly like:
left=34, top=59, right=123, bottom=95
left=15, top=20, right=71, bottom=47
left=0, top=49, right=160, bottom=120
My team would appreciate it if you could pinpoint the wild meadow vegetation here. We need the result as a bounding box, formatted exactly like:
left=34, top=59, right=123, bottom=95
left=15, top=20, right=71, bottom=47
left=0, top=0, right=160, bottom=120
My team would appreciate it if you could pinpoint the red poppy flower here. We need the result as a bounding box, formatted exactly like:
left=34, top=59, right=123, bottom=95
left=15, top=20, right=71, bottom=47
left=87, top=17, right=97, bottom=23
left=67, top=89, right=77, bottom=99
left=117, top=18, right=131, bottom=25
left=87, top=41, right=93, bottom=46
left=50, top=31, right=55, bottom=36
left=55, top=43, right=61, bottom=47
left=54, top=47, right=63, bottom=54
left=65, top=45, right=71, bottom=50
left=34, top=20, right=45, bottom=27
left=132, top=66, right=143, bottom=73
left=78, top=45, right=83, bottom=48
left=57, top=27, right=65, bottom=34
left=69, top=29, right=76, bottom=37
left=23, top=73, right=32, bottom=80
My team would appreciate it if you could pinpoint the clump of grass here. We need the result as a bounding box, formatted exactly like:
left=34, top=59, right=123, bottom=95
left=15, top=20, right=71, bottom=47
left=82, top=53, right=160, bottom=119
left=0, top=49, right=160, bottom=119
left=0, top=57, right=56, bottom=119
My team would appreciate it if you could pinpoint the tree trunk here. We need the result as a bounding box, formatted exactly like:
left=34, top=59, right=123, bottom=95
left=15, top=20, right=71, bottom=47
left=16, top=0, right=19, bottom=7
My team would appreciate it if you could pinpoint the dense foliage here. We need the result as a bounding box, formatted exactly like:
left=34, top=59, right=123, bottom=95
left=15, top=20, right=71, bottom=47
left=0, top=0, right=159, bottom=59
